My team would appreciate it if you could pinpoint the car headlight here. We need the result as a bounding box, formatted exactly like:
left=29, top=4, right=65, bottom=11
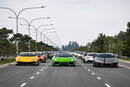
left=113, top=59, right=118, bottom=62
left=54, top=58, right=57, bottom=61
left=32, top=59, right=36, bottom=60
left=71, top=58, right=75, bottom=61
left=16, top=58, right=21, bottom=60
left=95, top=58, right=103, bottom=63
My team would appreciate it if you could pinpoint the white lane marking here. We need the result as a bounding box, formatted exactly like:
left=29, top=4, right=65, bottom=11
left=87, top=69, right=90, bottom=72
left=20, top=83, right=26, bottom=87
left=41, top=69, right=44, bottom=71
left=85, top=67, right=87, bottom=69
left=30, top=76, right=34, bottom=80
left=105, top=83, right=111, bottom=87
left=43, top=67, right=46, bottom=69
left=97, top=77, right=101, bottom=80
left=36, top=72, right=40, bottom=75
left=91, top=72, right=95, bottom=75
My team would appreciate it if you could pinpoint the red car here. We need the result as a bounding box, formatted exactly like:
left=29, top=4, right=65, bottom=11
left=39, top=54, right=46, bottom=63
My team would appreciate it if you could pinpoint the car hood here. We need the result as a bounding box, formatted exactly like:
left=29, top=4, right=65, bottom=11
left=54, top=57, right=74, bottom=62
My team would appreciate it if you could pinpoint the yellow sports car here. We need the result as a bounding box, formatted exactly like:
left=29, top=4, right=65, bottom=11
left=16, top=52, right=39, bottom=65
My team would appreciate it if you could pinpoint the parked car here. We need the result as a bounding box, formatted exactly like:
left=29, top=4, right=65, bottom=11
left=93, top=53, right=118, bottom=67
left=39, top=54, right=47, bottom=63
left=36, top=52, right=42, bottom=58
left=84, top=53, right=97, bottom=62
left=16, top=52, right=39, bottom=66
left=52, top=53, right=76, bottom=66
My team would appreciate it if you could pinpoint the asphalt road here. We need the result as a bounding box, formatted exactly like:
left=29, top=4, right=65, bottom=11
left=0, top=59, right=130, bottom=87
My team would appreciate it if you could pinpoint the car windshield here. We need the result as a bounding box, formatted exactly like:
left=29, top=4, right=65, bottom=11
left=56, top=53, right=73, bottom=57
left=87, top=53, right=97, bottom=56
left=97, top=54, right=116, bottom=58
left=19, top=53, right=36, bottom=57
left=36, top=53, right=42, bottom=57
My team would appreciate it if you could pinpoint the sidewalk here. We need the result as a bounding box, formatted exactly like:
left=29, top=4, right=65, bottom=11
left=119, top=59, right=130, bottom=64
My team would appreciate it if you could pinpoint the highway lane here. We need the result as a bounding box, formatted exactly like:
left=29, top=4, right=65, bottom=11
left=0, top=59, right=130, bottom=87
left=0, top=60, right=51, bottom=87
left=79, top=59, right=130, bottom=87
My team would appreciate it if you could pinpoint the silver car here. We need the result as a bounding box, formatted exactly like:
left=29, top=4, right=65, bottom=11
left=84, top=53, right=97, bottom=62
left=93, top=53, right=118, bottom=67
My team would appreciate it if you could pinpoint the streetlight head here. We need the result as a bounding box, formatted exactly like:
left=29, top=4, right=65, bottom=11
left=50, top=24, right=54, bottom=25
left=47, top=17, right=51, bottom=19
left=8, top=16, right=12, bottom=19
left=41, top=6, right=46, bottom=8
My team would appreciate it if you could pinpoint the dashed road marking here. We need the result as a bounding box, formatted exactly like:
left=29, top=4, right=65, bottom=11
left=41, top=69, right=44, bottom=71
left=87, top=69, right=90, bottom=72
left=105, top=83, right=111, bottom=87
left=20, top=83, right=26, bottom=87
left=91, top=72, right=95, bottom=75
left=30, top=76, right=34, bottom=80
left=43, top=67, right=46, bottom=69
left=85, top=67, right=87, bottom=69
left=97, top=77, right=101, bottom=80
left=36, top=72, right=40, bottom=75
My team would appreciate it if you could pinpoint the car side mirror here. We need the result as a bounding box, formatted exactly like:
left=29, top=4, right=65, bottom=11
left=117, top=56, right=119, bottom=58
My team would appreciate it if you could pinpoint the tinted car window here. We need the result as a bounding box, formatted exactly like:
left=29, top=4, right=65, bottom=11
left=56, top=54, right=73, bottom=57
left=87, top=53, right=97, bottom=56
left=36, top=53, right=42, bottom=57
left=97, top=54, right=116, bottom=58
left=19, top=53, right=36, bottom=56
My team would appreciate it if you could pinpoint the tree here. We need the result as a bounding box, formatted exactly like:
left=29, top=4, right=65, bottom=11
left=122, top=22, right=130, bottom=57
left=0, top=27, right=13, bottom=57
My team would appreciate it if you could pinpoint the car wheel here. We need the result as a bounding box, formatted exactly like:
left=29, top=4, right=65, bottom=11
left=113, top=63, right=118, bottom=68
left=35, top=62, right=39, bottom=66
left=93, top=62, right=98, bottom=67
left=83, top=60, right=86, bottom=63
left=16, top=64, right=19, bottom=66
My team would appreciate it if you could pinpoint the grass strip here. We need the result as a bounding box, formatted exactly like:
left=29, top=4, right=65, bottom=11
left=0, top=59, right=15, bottom=65
left=119, top=58, right=130, bottom=61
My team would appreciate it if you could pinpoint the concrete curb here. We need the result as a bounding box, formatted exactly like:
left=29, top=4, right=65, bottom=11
left=0, top=62, right=16, bottom=69
left=119, top=59, right=130, bottom=64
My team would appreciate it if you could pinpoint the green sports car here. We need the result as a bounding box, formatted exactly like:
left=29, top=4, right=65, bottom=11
left=52, top=53, right=76, bottom=66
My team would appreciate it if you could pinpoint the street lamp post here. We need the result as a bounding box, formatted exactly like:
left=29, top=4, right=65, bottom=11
left=44, top=31, right=56, bottom=46
left=0, top=6, right=46, bottom=56
left=9, top=17, right=51, bottom=52
left=21, top=24, right=54, bottom=52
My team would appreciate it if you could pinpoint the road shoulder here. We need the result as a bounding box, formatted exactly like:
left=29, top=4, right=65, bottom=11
left=0, top=62, right=16, bottom=69
left=119, top=59, right=130, bottom=64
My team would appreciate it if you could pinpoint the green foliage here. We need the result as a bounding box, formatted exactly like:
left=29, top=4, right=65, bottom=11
left=0, top=27, right=59, bottom=57
left=0, top=59, right=15, bottom=65
left=75, top=21, right=130, bottom=57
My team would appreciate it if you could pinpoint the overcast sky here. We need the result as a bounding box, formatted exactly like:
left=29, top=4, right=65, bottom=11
left=0, top=0, right=130, bottom=47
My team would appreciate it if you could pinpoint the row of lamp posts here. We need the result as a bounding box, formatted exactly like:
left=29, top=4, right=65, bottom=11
left=0, top=6, right=58, bottom=56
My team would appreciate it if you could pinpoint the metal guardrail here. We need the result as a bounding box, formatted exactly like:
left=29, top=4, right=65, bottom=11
left=119, top=56, right=129, bottom=58
left=0, top=56, right=15, bottom=61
